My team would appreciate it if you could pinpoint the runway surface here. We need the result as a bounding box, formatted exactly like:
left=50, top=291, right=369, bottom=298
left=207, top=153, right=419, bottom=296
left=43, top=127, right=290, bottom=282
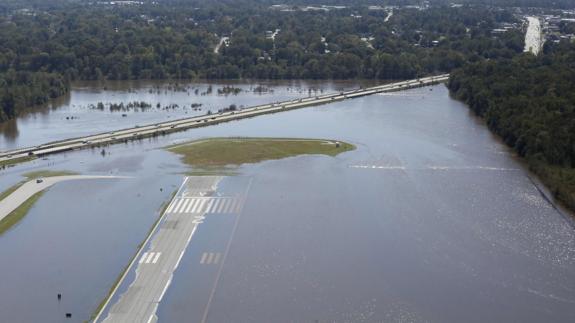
left=99, top=176, right=250, bottom=323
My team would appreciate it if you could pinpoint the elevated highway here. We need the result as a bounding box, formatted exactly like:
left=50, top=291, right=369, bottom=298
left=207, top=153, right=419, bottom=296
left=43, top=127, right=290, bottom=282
left=0, top=74, right=449, bottom=165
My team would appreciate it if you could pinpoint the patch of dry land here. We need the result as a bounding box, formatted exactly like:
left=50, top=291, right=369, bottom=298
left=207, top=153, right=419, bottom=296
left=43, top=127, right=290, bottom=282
left=167, top=137, right=355, bottom=168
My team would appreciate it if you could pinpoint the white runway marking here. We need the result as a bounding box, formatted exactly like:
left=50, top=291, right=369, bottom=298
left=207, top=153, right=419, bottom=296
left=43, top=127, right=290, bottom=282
left=139, top=252, right=149, bottom=264
left=171, top=199, right=184, bottom=213
left=165, top=201, right=176, bottom=213
left=213, top=253, right=221, bottom=265
left=171, top=197, right=242, bottom=214
left=192, top=200, right=206, bottom=213
left=206, top=252, right=214, bottom=264
left=178, top=199, right=190, bottom=213
left=200, top=252, right=208, bottom=264
left=152, top=252, right=161, bottom=264
left=200, top=252, right=222, bottom=265
left=145, top=252, right=156, bottom=264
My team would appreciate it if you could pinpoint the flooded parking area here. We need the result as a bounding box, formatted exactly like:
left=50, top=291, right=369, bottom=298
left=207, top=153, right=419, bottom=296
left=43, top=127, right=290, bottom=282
left=0, top=84, right=573, bottom=322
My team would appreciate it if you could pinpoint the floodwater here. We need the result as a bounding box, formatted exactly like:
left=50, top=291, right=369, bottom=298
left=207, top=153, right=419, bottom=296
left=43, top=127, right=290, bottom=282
left=0, top=84, right=574, bottom=323
left=0, top=79, right=364, bottom=150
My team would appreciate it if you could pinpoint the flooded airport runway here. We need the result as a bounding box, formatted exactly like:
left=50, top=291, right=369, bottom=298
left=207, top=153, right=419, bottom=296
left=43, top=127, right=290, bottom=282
left=0, top=84, right=573, bottom=323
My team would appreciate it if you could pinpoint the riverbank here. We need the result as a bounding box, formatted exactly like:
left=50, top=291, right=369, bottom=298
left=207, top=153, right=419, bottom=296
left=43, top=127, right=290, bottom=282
left=528, top=160, right=575, bottom=214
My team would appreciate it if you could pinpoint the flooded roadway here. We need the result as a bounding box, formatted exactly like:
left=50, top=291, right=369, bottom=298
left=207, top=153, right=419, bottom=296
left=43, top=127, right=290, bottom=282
left=0, top=84, right=574, bottom=322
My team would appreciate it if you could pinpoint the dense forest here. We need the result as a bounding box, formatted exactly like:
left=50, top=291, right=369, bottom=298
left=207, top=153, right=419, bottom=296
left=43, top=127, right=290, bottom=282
left=0, top=0, right=524, bottom=121
left=448, top=42, right=575, bottom=210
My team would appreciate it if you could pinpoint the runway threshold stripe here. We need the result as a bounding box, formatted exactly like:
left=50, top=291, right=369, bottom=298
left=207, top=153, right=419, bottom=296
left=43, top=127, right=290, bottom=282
left=177, top=199, right=190, bottom=213
left=191, top=199, right=201, bottom=213
left=219, top=199, right=229, bottom=213
left=184, top=199, right=196, bottom=213
left=205, top=200, right=215, bottom=213
left=222, top=199, right=231, bottom=212
left=213, top=253, right=221, bottom=264
left=172, top=199, right=184, bottom=213
left=200, top=252, right=208, bottom=264
left=145, top=252, right=156, bottom=264
left=152, top=252, right=161, bottom=264
left=196, top=200, right=207, bottom=213
left=139, top=252, right=149, bottom=264
left=213, top=199, right=223, bottom=213
left=206, top=252, right=214, bottom=264
left=192, top=199, right=202, bottom=212
left=220, top=199, right=230, bottom=213
left=209, top=199, right=218, bottom=213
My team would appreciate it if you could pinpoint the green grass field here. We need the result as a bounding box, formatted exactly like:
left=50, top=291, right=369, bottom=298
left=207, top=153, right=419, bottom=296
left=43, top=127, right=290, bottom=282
left=24, top=170, right=77, bottom=179
left=166, top=137, right=355, bottom=168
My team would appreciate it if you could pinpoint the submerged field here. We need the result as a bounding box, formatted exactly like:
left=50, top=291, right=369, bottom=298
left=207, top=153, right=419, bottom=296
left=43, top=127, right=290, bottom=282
left=166, top=137, right=355, bottom=167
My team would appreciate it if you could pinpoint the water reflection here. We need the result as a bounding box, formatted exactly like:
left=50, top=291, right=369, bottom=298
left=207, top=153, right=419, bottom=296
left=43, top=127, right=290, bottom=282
left=0, top=84, right=573, bottom=323
left=0, top=79, right=373, bottom=151
left=0, top=119, right=18, bottom=143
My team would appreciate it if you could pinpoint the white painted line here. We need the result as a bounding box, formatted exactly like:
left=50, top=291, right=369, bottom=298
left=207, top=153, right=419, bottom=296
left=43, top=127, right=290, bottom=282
left=139, top=252, right=149, bottom=264
left=206, top=252, right=214, bottom=265
left=197, top=200, right=208, bottom=213
left=145, top=252, right=156, bottom=264
left=219, top=199, right=230, bottom=213
left=186, top=199, right=200, bottom=213
left=177, top=199, right=190, bottom=213
left=165, top=200, right=177, bottom=213
left=185, top=199, right=197, bottom=213
left=213, top=199, right=223, bottom=213
left=190, top=199, right=201, bottom=213
left=219, top=199, right=228, bottom=213
left=171, top=199, right=184, bottom=213
left=158, top=277, right=172, bottom=303
left=200, top=252, right=208, bottom=264
left=213, top=253, right=221, bottom=265
left=201, top=199, right=210, bottom=213
left=152, top=252, right=161, bottom=264
left=207, top=199, right=216, bottom=213
left=174, top=226, right=197, bottom=270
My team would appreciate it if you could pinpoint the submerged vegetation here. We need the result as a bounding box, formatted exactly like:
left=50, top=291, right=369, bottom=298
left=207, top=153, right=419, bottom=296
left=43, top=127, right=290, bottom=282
left=448, top=42, right=575, bottom=210
left=167, top=137, right=355, bottom=169
left=24, top=170, right=77, bottom=179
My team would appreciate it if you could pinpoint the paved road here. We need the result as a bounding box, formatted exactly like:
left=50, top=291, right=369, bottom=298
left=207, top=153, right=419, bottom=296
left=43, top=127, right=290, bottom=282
left=524, top=16, right=543, bottom=55
left=0, top=75, right=449, bottom=166
left=0, top=175, right=124, bottom=221
left=98, top=176, right=246, bottom=323
left=213, top=36, right=229, bottom=54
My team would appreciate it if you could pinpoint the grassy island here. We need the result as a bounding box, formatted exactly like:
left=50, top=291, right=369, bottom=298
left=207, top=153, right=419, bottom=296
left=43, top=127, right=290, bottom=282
left=167, top=137, right=355, bottom=168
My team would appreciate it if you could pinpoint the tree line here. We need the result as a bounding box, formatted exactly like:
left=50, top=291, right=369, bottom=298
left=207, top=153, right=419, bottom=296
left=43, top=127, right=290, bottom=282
left=448, top=41, right=575, bottom=210
left=0, top=1, right=524, bottom=121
